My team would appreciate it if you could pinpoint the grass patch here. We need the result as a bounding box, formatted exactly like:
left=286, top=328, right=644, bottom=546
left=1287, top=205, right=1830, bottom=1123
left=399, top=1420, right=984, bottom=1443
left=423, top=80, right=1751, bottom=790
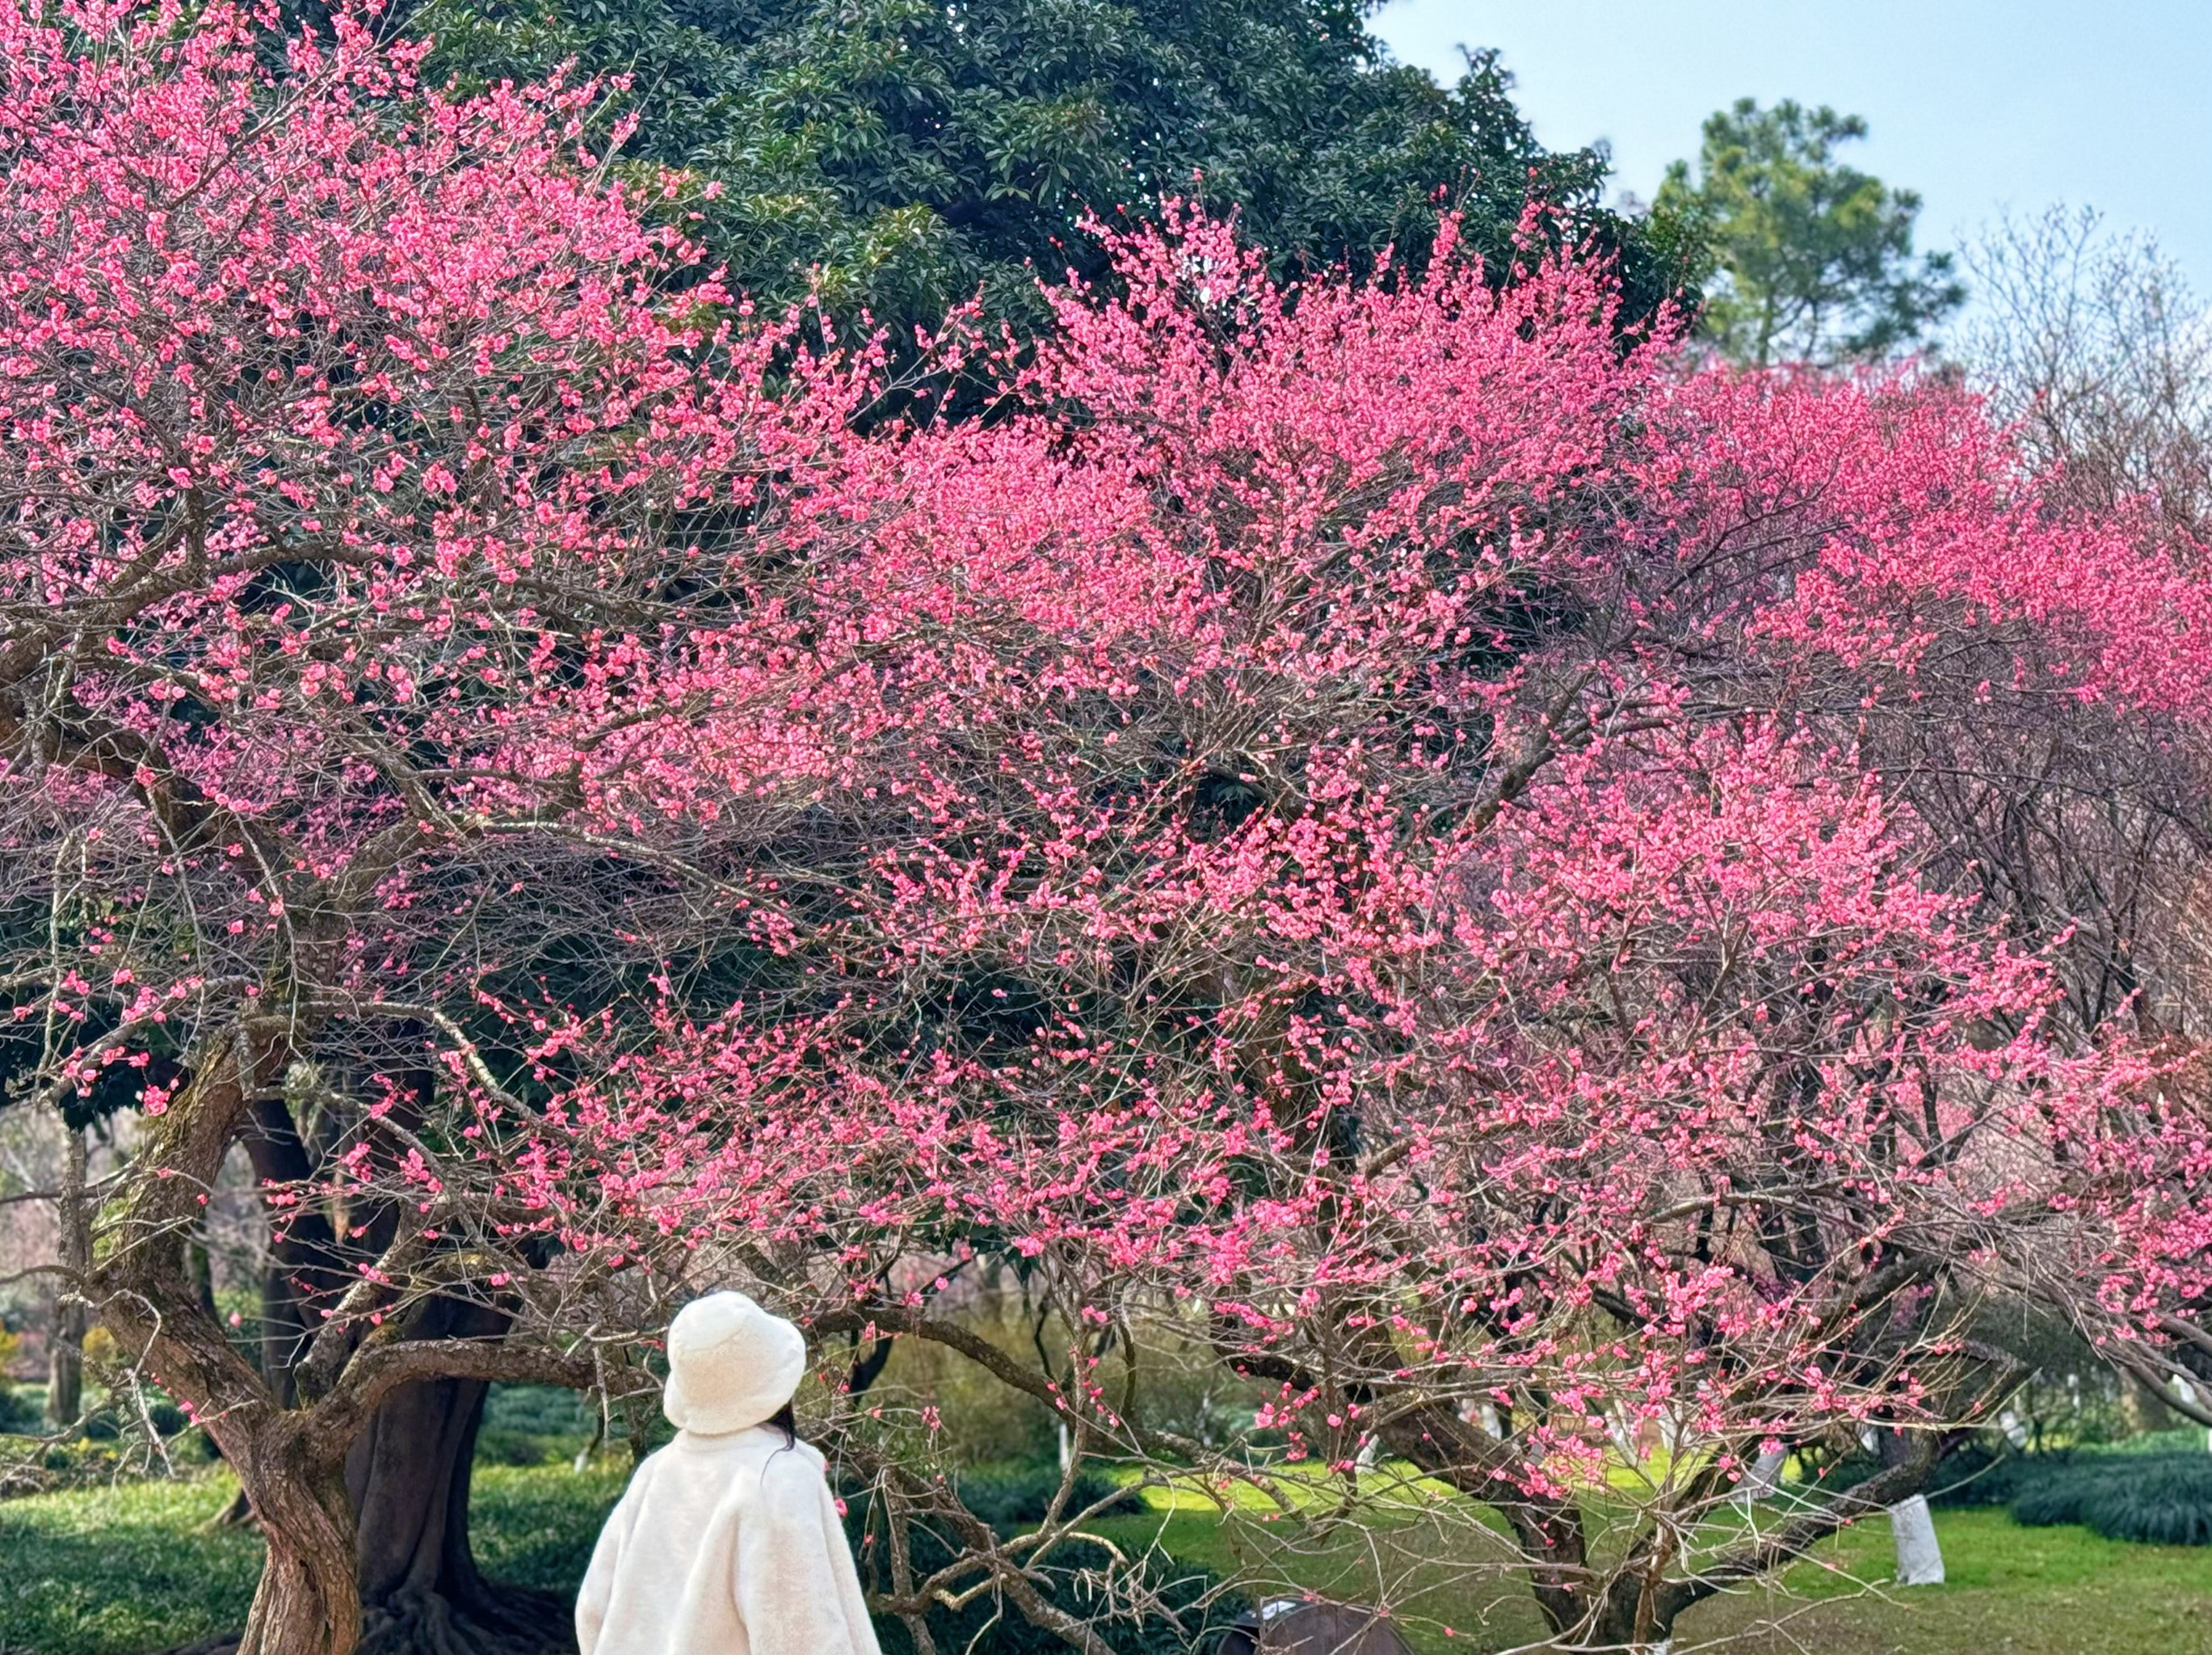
left=1678, top=1506, right=2212, bottom=1654
left=469, top=1461, right=628, bottom=1595
left=1, top=1462, right=2207, bottom=1653
left=0, top=1463, right=626, bottom=1655
left=0, top=1477, right=260, bottom=1655
left=1095, top=1470, right=2212, bottom=1654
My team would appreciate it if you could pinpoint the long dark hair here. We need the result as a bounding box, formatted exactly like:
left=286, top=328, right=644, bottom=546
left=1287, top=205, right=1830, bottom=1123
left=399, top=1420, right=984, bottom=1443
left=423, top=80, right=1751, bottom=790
left=767, top=1401, right=797, bottom=1450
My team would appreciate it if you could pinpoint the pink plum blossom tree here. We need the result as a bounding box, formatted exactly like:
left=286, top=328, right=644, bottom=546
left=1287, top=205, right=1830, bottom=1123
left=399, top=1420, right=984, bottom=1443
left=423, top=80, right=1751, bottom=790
left=1, top=6, right=2208, bottom=1653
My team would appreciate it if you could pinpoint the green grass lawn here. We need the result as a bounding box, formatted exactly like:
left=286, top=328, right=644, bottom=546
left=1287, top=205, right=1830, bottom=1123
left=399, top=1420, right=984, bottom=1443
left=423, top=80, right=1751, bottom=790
left=0, top=1465, right=627, bottom=1655
left=1091, top=1491, right=2212, bottom=1654
left=0, top=1463, right=2204, bottom=1653
left=1676, top=1507, right=2212, bottom=1655
left=0, top=1479, right=262, bottom=1655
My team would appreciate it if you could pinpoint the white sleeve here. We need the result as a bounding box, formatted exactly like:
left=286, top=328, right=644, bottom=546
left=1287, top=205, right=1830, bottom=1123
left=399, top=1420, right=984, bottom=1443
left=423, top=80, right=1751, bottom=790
left=575, top=1464, right=649, bottom=1655
left=737, top=1451, right=878, bottom=1655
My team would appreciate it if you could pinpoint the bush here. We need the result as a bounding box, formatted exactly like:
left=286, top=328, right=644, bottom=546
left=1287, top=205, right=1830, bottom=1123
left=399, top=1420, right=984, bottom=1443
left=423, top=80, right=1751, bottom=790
left=953, top=1463, right=1145, bottom=1531
left=483, top=1383, right=595, bottom=1438
left=2009, top=1463, right=2101, bottom=1527
left=2076, top=1457, right=2212, bottom=1546
left=0, top=1387, right=44, bottom=1436
left=473, top=1427, right=563, bottom=1468
left=2005, top=1451, right=2212, bottom=1544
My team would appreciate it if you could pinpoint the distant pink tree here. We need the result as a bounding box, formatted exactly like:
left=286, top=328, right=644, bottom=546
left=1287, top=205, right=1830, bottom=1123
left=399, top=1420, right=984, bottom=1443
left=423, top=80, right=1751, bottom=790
left=2, top=6, right=2207, bottom=1652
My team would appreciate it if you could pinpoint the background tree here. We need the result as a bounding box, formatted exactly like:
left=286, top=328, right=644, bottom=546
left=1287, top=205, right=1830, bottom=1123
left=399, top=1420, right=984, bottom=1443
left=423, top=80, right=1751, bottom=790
left=420, top=0, right=1684, bottom=343
left=1961, top=204, right=2212, bottom=533
left=1655, top=97, right=1964, bottom=366
left=1891, top=205, right=2212, bottom=1429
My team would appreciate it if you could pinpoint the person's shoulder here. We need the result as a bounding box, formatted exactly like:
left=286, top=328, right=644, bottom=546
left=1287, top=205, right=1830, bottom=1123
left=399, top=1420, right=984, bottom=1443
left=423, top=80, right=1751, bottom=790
left=751, top=1438, right=831, bottom=1501
left=761, top=1435, right=828, bottom=1475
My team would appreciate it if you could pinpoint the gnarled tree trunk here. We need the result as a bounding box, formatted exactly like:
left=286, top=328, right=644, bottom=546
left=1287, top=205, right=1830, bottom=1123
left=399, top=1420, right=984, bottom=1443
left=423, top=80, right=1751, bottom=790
left=233, top=1430, right=362, bottom=1655
left=348, top=1299, right=572, bottom=1655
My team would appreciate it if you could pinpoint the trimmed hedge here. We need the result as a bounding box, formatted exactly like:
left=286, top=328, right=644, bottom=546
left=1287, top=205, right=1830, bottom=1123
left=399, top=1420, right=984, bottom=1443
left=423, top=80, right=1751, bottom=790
left=1803, top=1436, right=2212, bottom=1548
left=953, top=1462, right=1146, bottom=1530
left=2010, top=1454, right=2212, bottom=1546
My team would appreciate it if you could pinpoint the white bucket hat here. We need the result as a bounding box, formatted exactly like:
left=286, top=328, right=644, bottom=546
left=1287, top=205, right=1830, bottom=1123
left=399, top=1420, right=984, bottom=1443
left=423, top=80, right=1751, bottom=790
left=659, top=1291, right=808, bottom=1436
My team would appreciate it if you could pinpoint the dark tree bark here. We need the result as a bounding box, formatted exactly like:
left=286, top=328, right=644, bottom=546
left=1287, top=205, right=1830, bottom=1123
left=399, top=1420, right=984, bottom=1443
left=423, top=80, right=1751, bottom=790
left=177, top=1073, right=578, bottom=1655
left=169, top=1316, right=578, bottom=1655
left=348, top=1298, right=574, bottom=1655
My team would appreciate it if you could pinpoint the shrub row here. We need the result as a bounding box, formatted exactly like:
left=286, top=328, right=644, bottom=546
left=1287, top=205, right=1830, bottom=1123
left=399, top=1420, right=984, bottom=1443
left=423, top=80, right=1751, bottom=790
left=1813, top=1438, right=2212, bottom=1547
left=2008, top=1454, right=2212, bottom=1547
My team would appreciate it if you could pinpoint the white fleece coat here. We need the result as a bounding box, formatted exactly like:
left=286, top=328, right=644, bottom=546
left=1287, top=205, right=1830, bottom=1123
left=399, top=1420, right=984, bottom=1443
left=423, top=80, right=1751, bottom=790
left=574, top=1424, right=881, bottom=1655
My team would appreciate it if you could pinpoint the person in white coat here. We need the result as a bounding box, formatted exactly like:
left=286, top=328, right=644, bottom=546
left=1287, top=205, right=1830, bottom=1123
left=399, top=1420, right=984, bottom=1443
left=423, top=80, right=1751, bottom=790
left=575, top=1291, right=882, bottom=1655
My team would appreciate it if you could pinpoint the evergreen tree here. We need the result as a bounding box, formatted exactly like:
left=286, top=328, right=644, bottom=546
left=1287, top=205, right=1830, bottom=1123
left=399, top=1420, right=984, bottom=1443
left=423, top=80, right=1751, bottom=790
left=427, top=0, right=1680, bottom=336
left=1655, top=98, right=1962, bottom=365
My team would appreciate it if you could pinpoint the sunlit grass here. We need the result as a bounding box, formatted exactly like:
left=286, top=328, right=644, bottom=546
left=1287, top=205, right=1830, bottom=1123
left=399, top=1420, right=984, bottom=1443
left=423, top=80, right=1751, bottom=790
left=1, top=1460, right=2205, bottom=1653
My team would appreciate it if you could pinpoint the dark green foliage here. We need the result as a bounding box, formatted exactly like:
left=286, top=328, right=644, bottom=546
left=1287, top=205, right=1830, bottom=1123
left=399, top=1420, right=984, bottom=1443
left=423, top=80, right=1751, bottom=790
left=0, top=1385, right=43, bottom=1434
left=2008, top=1463, right=2101, bottom=1528
left=951, top=1461, right=1145, bottom=1529
left=483, top=1382, right=597, bottom=1438
left=419, top=0, right=1683, bottom=346
left=477, top=1385, right=604, bottom=1467
left=473, top=1428, right=566, bottom=1466
left=2078, top=1459, right=2212, bottom=1548
left=2009, top=1454, right=2212, bottom=1546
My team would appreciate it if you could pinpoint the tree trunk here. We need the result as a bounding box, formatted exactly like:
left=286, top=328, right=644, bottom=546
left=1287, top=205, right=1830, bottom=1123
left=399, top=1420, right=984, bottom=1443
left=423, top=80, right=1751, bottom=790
left=45, top=1124, right=86, bottom=1428
left=347, top=1299, right=573, bottom=1655
left=44, top=1290, right=83, bottom=1426
left=2121, top=1375, right=2178, bottom=1435
left=229, top=1072, right=570, bottom=1654
left=226, top=1421, right=362, bottom=1655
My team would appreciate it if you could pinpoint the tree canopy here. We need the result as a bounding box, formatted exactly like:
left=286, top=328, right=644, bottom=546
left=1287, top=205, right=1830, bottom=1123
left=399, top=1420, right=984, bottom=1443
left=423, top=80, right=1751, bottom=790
left=3, top=8, right=2210, bottom=1655
left=423, top=0, right=1684, bottom=338
left=6, top=13, right=2210, bottom=1654
left=1656, top=97, right=1964, bottom=365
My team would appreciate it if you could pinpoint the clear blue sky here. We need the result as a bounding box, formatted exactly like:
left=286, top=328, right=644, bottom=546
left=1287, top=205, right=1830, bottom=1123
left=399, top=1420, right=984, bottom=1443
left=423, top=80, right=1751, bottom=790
left=1371, top=2, right=2212, bottom=293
